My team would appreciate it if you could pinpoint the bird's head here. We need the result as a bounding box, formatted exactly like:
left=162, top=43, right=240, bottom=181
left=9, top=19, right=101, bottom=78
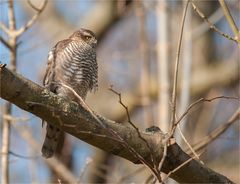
left=70, top=28, right=97, bottom=48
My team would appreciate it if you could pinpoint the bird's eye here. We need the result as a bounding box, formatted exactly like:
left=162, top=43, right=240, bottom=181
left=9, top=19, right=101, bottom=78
left=84, top=35, right=91, bottom=40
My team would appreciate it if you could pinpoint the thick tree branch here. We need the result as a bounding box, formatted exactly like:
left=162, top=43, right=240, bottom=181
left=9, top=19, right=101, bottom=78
left=0, top=67, right=234, bottom=184
left=0, top=66, right=164, bottom=165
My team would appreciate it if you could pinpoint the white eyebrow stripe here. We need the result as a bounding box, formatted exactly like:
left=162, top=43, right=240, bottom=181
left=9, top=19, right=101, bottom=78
left=83, top=32, right=92, bottom=37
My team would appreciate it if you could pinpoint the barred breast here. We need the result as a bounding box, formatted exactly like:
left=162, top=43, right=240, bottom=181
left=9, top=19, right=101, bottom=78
left=56, top=41, right=98, bottom=100
left=42, top=29, right=98, bottom=158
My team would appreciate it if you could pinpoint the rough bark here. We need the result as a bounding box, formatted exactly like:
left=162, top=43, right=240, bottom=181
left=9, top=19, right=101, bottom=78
left=0, top=66, right=234, bottom=184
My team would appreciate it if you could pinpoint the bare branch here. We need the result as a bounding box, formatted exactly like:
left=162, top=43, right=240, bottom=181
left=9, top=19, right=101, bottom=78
left=162, top=151, right=203, bottom=183
left=189, top=108, right=240, bottom=153
left=0, top=36, right=12, bottom=50
left=170, top=0, right=189, bottom=127
left=177, top=124, right=203, bottom=164
left=0, top=67, right=235, bottom=184
left=109, top=86, right=158, bottom=178
left=60, top=83, right=161, bottom=181
left=218, top=0, right=239, bottom=39
left=0, top=0, right=48, bottom=182
left=0, top=22, right=10, bottom=35
left=15, top=0, right=48, bottom=36
left=192, top=7, right=224, bottom=38
left=27, top=0, right=45, bottom=12
left=7, top=0, right=16, bottom=31
left=191, top=1, right=238, bottom=44
left=159, top=0, right=190, bottom=177
left=175, top=96, right=239, bottom=128
left=158, top=140, right=168, bottom=177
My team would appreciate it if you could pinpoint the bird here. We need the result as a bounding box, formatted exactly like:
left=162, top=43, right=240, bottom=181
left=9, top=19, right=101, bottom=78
left=41, top=28, right=98, bottom=158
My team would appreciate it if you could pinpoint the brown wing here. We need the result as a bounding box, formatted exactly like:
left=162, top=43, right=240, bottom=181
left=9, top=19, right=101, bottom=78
left=41, top=39, right=72, bottom=158
left=43, top=39, right=72, bottom=90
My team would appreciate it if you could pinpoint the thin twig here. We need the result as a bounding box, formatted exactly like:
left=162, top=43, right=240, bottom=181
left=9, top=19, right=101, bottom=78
left=108, top=86, right=132, bottom=123
left=109, top=86, right=161, bottom=181
left=27, top=0, right=45, bottom=11
left=15, top=0, right=48, bottom=37
left=109, top=86, right=157, bottom=172
left=0, top=36, right=12, bottom=50
left=176, top=4, right=192, bottom=146
left=218, top=0, right=239, bottom=38
left=189, top=108, right=240, bottom=153
left=177, top=124, right=203, bottom=164
left=191, top=1, right=238, bottom=44
left=60, top=83, right=106, bottom=128
left=192, top=7, right=224, bottom=38
left=169, top=96, right=238, bottom=143
left=1, top=67, right=236, bottom=183
left=8, top=0, right=16, bottom=32
left=170, top=0, right=190, bottom=128
left=158, top=142, right=167, bottom=174
left=58, top=83, right=161, bottom=180
left=174, top=96, right=239, bottom=128
left=159, top=1, right=190, bottom=176
left=108, top=86, right=153, bottom=152
left=162, top=151, right=204, bottom=183
left=1, top=1, right=47, bottom=183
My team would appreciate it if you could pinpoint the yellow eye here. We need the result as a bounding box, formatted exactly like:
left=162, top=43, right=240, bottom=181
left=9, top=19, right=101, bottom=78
left=84, top=36, right=91, bottom=40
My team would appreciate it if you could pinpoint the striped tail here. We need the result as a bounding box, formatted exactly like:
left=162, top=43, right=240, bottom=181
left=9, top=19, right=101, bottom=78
left=41, top=123, right=63, bottom=158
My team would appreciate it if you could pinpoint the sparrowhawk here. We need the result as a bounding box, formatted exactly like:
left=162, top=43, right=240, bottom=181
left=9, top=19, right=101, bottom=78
left=42, top=28, right=98, bottom=158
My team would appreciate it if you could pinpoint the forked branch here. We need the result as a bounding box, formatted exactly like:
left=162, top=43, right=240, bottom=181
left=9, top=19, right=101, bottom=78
left=0, top=65, right=235, bottom=184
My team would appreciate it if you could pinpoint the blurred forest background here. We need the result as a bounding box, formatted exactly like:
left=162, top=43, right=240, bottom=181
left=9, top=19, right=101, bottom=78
left=0, top=0, right=239, bottom=183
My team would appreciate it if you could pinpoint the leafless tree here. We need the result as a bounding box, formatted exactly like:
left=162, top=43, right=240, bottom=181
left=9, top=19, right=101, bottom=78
left=1, top=0, right=239, bottom=183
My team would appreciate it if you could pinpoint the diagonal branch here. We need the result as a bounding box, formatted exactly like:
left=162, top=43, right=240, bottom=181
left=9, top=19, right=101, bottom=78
left=109, top=86, right=158, bottom=178
left=188, top=108, right=240, bottom=153
left=191, top=1, right=238, bottom=44
left=61, top=83, right=160, bottom=180
left=15, top=0, right=48, bottom=37
left=218, top=0, right=239, bottom=39
left=0, top=22, right=10, bottom=35
left=0, top=67, right=235, bottom=184
left=175, top=96, right=239, bottom=128
left=0, top=36, right=12, bottom=50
